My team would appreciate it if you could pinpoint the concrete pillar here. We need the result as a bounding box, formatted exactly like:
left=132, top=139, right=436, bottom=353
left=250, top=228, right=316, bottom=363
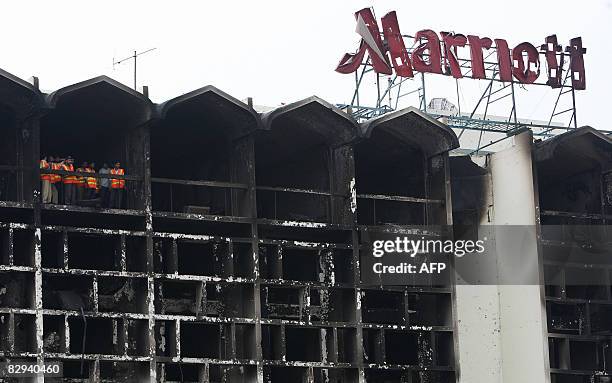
left=456, top=131, right=549, bottom=382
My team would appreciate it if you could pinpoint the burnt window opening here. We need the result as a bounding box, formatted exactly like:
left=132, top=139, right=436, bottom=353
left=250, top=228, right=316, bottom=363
left=67, top=233, right=121, bottom=271
left=41, top=230, right=64, bottom=268
left=14, top=314, right=37, bottom=353
left=0, top=271, right=35, bottom=309
left=152, top=91, right=254, bottom=218
left=285, top=326, right=323, bottom=362
left=11, top=229, right=34, bottom=267
left=548, top=338, right=570, bottom=370
left=154, top=280, right=250, bottom=318
left=355, top=128, right=428, bottom=226
left=361, top=290, right=405, bottom=325
left=282, top=247, right=321, bottom=282
left=68, top=316, right=114, bottom=355
left=337, top=327, right=357, bottom=363
left=261, top=325, right=284, bottom=361
left=154, top=320, right=178, bottom=357
left=153, top=237, right=176, bottom=274
left=61, top=360, right=91, bottom=380
left=384, top=330, right=419, bottom=365
left=548, top=338, right=612, bottom=374
left=159, top=363, right=201, bottom=382
left=547, top=302, right=587, bottom=335
left=0, top=106, right=32, bottom=203
left=259, top=246, right=348, bottom=284
left=564, top=267, right=609, bottom=301
left=125, top=235, right=147, bottom=272
left=171, top=239, right=254, bottom=279
left=208, top=365, right=257, bottom=383
left=42, top=274, right=93, bottom=311
left=235, top=324, right=257, bottom=360
left=176, top=240, right=225, bottom=277
left=97, top=276, right=147, bottom=314
left=435, top=331, right=455, bottom=367
left=327, top=288, right=357, bottom=322
left=0, top=107, right=19, bottom=202
left=255, top=127, right=332, bottom=223
left=263, top=367, right=309, bottom=383
left=155, top=280, right=202, bottom=316
left=536, top=130, right=612, bottom=224
left=99, top=361, right=149, bottom=382
left=42, top=315, right=64, bottom=353
left=255, top=99, right=357, bottom=225
left=539, top=169, right=605, bottom=218
left=590, top=304, right=612, bottom=334
left=261, top=287, right=303, bottom=320
left=221, top=284, right=255, bottom=318
left=408, top=293, right=453, bottom=327
left=258, top=244, right=281, bottom=280
left=0, top=313, right=9, bottom=351
left=41, top=79, right=150, bottom=210
left=180, top=322, right=220, bottom=358
left=569, top=340, right=599, bottom=371
left=125, top=319, right=150, bottom=356
left=362, top=328, right=384, bottom=364
left=0, top=228, right=9, bottom=265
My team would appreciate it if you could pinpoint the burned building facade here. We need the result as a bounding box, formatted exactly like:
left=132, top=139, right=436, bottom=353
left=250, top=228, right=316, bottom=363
left=1, top=66, right=611, bottom=383
left=0, top=69, right=459, bottom=382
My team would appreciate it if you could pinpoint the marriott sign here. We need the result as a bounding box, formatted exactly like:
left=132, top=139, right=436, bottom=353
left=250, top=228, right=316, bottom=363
left=336, top=8, right=586, bottom=90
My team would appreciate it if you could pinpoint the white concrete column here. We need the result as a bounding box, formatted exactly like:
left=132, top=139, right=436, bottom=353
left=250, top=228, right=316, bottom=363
left=456, top=130, right=549, bottom=383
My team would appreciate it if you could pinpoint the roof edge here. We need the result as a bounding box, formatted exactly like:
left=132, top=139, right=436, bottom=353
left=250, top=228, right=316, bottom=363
left=157, top=85, right=260, bottom=129
left=260, top=96, right=359, bottom=135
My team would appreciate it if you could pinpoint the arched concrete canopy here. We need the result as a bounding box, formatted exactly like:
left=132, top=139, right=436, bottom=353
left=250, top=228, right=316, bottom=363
left=158, top=85, right=259, bottom=138
left=45, top=75, right=154, bottom=129
left=360, top=106, right=459, bottom=157
left=0, top=68, right=43, bottom=121
left=260, top=96, right=359, bottom=147
left=535, top=126, right=612, bottom=179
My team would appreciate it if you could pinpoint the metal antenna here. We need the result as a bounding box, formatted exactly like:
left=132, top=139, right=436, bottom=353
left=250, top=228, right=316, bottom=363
left=113, top=48, right=157, bottom=90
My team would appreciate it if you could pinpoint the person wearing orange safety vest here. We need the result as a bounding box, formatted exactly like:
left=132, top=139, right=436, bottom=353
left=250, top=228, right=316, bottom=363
left=84, top=162, right=98, bottom=200
left=48, top=156, right=61, bottom=204
left=40, top=156, right=52, bottom=204
left=76, top=162, right=88, bottom=201
left=109, top=162, right=126, bottom=209
left=62, top=157, right=77, bottom=205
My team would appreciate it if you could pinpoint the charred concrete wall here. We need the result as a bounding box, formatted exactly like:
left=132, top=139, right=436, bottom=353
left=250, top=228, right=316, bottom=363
left=0, top=70, right=459, bottom=383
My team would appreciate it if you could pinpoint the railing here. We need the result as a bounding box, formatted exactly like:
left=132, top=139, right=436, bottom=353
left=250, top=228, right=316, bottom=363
left=356, top=193, right=443, bottom=226
left=256, top=186, right=336, bottom=222
left=42, top=169, right=143, bottom=210
left=151, top=177, right=248, bottom=215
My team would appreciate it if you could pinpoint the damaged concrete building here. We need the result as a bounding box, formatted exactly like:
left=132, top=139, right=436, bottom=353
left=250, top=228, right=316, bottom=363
left=0, top=66, right=611, bottom=383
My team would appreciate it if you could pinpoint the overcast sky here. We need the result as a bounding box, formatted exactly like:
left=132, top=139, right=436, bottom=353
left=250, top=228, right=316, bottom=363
left=2, top=1, right=610, bottom=129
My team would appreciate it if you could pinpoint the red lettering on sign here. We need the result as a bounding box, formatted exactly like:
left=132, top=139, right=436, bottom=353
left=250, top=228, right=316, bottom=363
left=382, top=11, right=414, bottom=78
left=336, top=9, right=586, bottom=89
left=467, top=35, right=492, bottom=80
left=412, top=29, right=443, bottom=74
left=441, top=32, right=468, bottom=79
left=512, top=42, right=540, bottom=84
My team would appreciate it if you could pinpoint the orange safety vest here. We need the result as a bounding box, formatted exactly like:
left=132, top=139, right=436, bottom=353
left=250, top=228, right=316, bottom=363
left=76, top=167, right=86, bottom=187
left=63, top=164, right=77, bottom=184
left=85, top=168, right=97, bottom=189
left=50, top=163, right=62, bottom=184
left=110, top=168, right=125, bottom=189
left=40, top=160, right=50, bottom=181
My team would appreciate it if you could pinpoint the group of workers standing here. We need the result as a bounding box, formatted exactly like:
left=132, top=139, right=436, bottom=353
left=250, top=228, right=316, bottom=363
left=40, top=156, right=126, bottom=208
